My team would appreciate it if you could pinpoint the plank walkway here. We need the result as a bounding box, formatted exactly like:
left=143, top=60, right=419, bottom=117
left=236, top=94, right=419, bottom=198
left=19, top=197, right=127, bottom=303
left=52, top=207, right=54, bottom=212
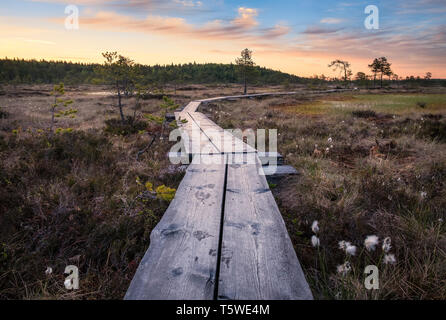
left=126, top=90, right=350, bottom=300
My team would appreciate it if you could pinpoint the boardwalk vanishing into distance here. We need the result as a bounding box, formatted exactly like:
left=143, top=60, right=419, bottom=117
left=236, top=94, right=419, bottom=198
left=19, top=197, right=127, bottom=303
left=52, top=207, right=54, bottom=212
left=125, top=91, right=349, bottom=300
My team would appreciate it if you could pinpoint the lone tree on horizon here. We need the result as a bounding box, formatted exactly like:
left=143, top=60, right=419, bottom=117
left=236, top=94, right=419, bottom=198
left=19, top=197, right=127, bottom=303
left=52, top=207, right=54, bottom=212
left=236, top=48, right=255, bottom=95
left=99, top=51, right=136, bottom=123
left=368, top=57, right=392, bottom=88
left=328, top=59, right=352, bottom=87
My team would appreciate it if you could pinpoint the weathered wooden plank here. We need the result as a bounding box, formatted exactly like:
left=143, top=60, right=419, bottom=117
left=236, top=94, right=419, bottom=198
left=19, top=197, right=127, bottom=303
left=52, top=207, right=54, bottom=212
left=262, top=165, right=298, bottom=176
left=125, top=154, right=226, bottom=300
left=185, top=112, right=222, bottom=155
left=176, top=111, right=256, bottom=155
left=189, top=113, right=256, bottom=154
left=125, top=91, right=351, bottom=301
left=182, top=101, right=201, bottom=113
left=257, top=152, right=284, bottom=166
left=217, top=155, right=313, bottom=300
left=174, top=112, right=195, bottom=155
left=175, top=112, right=220, bottom=155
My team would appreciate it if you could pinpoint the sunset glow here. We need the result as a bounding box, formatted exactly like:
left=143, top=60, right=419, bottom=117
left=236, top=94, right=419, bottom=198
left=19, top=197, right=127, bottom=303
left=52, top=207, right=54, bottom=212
left=1, top=0, right=445, bottom=78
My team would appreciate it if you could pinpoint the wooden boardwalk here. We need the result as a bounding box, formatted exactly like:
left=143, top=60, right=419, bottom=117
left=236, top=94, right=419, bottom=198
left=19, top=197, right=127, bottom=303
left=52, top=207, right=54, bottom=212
left=124, top=91, right=350, bottom=300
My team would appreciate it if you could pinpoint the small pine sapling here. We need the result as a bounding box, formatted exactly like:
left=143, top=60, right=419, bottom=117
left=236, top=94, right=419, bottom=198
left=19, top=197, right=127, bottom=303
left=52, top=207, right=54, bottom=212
left=136, top=96, right=180, bottom=159
left=50, top=83, right=76, bottom=135
left=145, top=96, right=179, bottom=140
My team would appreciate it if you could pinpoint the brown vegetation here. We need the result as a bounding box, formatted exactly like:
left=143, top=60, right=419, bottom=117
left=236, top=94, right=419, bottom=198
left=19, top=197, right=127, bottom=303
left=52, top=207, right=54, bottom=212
left=208, top=91, right=446, bottom=299
left=1, top=84, right=445, bottom=299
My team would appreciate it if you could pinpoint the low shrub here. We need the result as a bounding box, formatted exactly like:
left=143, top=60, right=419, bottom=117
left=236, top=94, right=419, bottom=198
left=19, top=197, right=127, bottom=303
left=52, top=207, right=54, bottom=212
left=104, top=117, right=147, bottom=136
left=0, top=130, right=181, bottom=299
left=0, top=107, right=8, bottom=119
left=418, top=119, right=446, bottom=143
left=351, top=110, right=377, bottom=118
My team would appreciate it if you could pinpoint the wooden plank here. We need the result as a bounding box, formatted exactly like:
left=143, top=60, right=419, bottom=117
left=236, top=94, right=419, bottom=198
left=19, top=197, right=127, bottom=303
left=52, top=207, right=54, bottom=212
left=182, top=101, right=201, bottom=113
left=175, top=112, right=220, bottom=155
left=125, top=154, right=226, bottom=300
left=125, top=91, right=350, bottom=300
left=185, top=112, right=221, bottom=155
left=217, top=155, right=313, bottom=300
left=257, top=152, right=284, bottom=166
left=189, top=112, right=256, bottom=154
left=177, top=111, right=256, bottom=155
left=174, top=112, right=194, bottom=155
left=190, top=113, right=257, bottom=154
left=262, top=165, right=298, bottom=176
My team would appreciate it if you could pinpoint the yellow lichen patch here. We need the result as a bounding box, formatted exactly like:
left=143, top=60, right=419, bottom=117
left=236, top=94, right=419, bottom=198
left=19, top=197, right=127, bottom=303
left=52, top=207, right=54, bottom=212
left=145, top=181, right=153, bottom=192
left=155, top=185, right=176, bottom=202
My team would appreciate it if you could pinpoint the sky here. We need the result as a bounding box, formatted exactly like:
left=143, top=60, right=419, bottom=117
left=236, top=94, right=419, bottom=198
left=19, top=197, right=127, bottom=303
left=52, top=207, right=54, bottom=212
left=0, top=0, right=445, bottom=78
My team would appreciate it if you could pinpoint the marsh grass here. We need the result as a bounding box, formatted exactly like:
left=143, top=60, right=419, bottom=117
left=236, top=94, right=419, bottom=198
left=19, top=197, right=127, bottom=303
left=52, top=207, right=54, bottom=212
left=271, top=94, right=446, bottom=118
left=209, top=92, right=446, bottom=300
left=1, top=85, right=445, bottom=300
left=0, top=85, right=189, bottom=299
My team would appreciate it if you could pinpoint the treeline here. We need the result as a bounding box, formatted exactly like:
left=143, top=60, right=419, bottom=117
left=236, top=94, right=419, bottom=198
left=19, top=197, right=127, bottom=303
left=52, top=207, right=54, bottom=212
left=0, top=58, right=303, bottom=86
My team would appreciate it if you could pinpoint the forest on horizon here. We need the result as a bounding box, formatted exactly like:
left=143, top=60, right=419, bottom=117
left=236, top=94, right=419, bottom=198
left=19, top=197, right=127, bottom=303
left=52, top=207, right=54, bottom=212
left=2, top=58, right=445, bottom=88
left=0, top=58, right=303, bottom=86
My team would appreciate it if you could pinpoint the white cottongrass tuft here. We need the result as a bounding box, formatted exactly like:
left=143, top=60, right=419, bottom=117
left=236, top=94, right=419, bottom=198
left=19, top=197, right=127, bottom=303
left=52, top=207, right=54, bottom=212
left=345, top=244, right=357, bottom=256
left=384, top=254, right=396, bottom=265
left=336, top=261, right=352, bottom=276
left=338, top=240, right=350, bottom=250
left=328, top=137, right=333, bottom=143
left=311, top=220, right=319, bottom=233
left=45, top=267, right=53, bottom=275
left=364, top=235, right=379, bottom=251
left=311, top=235, right=320, bottom=247
left=338, top=240, right=356, bottom=256
left=382, top=237, right=391, bottom=253
left=420, top=191, right=427, bottom=199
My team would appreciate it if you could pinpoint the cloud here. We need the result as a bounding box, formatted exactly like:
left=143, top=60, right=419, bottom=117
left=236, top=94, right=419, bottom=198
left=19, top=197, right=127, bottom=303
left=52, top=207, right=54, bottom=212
left=29, top=0, right=216, bottom=13
left=55, top=7, right=285, bottom=45
left=23, top=0, right=446, bottom=77
left=78, top=11, right=190, bottom=33
left=232, top=7, right=258, bottom=28
left=173, top=0, right=202, bottom=7
left=262, top=24, right=291, bottom=38
left=320, top=18, right=344, bottom=24
left=30, top=0, right=111, bottom=4
left=396, top=0, right=446, bottom=14
left=47, top=5, right=446, bottom=73
left=296, top=24, right=446, bottom=69
left=303, top=26, right=343, bottom=34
